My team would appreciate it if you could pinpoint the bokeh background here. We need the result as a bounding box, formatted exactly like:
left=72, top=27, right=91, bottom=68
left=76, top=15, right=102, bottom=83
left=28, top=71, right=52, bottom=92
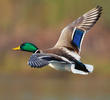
left=0, top=0, right=110, bottom=100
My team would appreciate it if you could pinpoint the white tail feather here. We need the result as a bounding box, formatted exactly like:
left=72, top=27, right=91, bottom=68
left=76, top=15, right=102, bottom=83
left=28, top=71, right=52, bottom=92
left=71, top=64, right=94, bottom=75
left=84, top=64, right=94, bottom=73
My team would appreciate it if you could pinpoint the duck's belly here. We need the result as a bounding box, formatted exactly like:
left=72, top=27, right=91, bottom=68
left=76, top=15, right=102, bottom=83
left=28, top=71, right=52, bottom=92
left=49, top=62, right=71, bottom=72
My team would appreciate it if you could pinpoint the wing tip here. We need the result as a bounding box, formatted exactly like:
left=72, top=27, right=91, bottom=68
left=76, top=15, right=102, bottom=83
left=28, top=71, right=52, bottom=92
left=79, top=5, right=103, bottom=30
left=96, top=5, right=103, bottom=11
left=28, top=53, right=49, bottom=68
left=95, top=5, right=103, bottom=22
left=96, top=5, right=103, bottom=16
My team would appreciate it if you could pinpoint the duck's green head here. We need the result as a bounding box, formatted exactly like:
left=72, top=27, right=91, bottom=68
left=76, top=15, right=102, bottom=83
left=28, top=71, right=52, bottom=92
left=13, top=42, right=39, bottom=53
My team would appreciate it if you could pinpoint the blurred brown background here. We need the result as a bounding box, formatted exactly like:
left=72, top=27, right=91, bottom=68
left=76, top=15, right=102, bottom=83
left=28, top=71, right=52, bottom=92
left=0, top=0, right=110, bottom=100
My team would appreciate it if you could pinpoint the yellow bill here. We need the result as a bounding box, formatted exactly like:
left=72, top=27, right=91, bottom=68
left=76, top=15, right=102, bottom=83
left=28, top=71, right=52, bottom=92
left=12, top=46, right=20, bottom=50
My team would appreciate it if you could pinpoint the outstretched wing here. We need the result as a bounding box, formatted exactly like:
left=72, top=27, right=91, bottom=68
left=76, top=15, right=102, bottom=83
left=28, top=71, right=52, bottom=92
left=28, top=53, right=70, bottom=68
left=54, top=5, right=102, bottom=54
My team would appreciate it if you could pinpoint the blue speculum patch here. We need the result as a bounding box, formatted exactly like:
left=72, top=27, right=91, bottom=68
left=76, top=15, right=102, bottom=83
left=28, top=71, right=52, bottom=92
left=72, top=28, right=85, bottom=49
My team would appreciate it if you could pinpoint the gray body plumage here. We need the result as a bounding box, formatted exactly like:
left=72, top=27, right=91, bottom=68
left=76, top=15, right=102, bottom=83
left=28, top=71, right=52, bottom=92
left=28, top=53, right=72, bottom=71
left=28, top=52, right=90, bottom=73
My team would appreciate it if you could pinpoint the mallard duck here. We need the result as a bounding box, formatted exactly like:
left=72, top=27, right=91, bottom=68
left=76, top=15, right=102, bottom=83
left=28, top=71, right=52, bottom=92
left=13, top=5, right=102, bottom=75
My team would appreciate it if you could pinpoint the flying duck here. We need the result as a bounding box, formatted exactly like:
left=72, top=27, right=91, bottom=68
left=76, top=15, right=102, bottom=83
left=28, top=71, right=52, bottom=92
left=13, top=5, right=102, bottom=75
